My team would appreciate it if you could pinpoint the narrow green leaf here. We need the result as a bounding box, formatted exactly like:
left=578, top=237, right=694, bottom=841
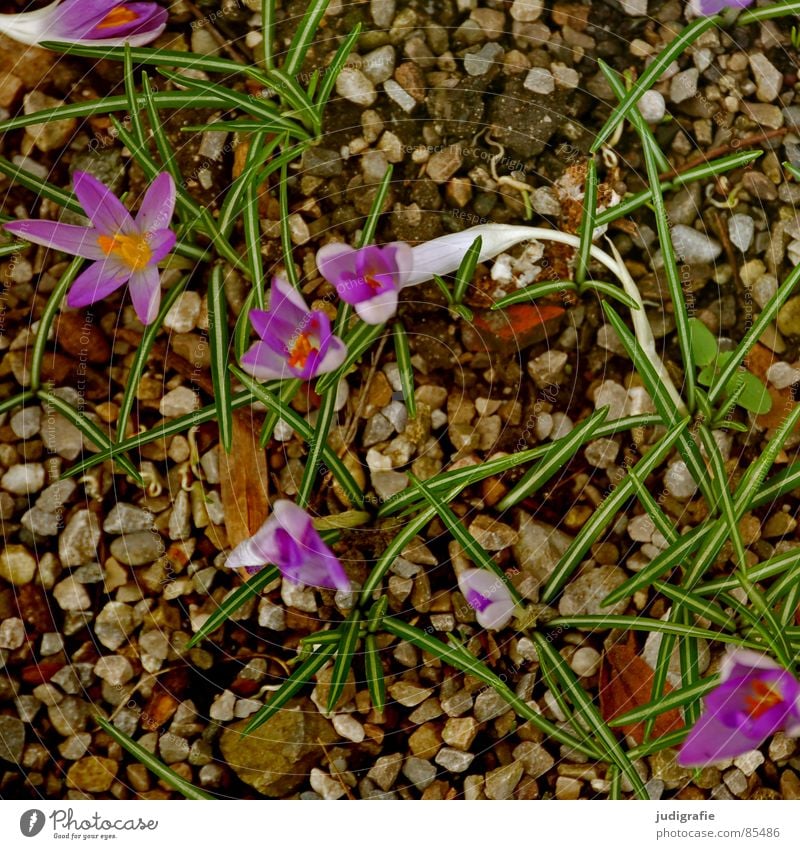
left=315, top=24, right=362, bottom=108
left=95, top=715, right=213, bottom=799
left=38, top=390, right=142, bottom=483
left=534, top=634, right=647, bottom=798
left=453, top=236, right=482, bottom=305
left=327, top=610, right=362, bottom=712
left=383, top=618, right=603, bottom=758
left=409, top=473, right=522, bottom=603
left=590, top=15, right=718, bottom=153
left=232, top=366, right=364, bottom=507
left=297, top=382, right=339, bottom=509
left=284, top=0, right=331, bottom=77
left=610, top=676, right=718, bottom=727
left=315, top=321, right=386, bottom=394
left=575, top=158, right=597, bottom=287
left=116, top=278, right=189, bottom=445
left=30, top=257, right=83, bottom=392
left=498, top=406, right=609, bottom=509
left=208, top=265, right=233, bottom=453
left=364, top=633, right=385, bottom=712
left=542, top=420, right=689, bottom=603
left=188, top=566, right=280, bottom=649
left=245, top=643, right=337, bottom=733
left=392, top=322, right=416, bottom=418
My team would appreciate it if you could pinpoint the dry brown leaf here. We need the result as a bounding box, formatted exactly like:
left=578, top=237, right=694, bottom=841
left=598, top=639, right=684, bottom=745
left=219, top=409, right=269, bottom=553
left=746, top=343, right=800, bottom=430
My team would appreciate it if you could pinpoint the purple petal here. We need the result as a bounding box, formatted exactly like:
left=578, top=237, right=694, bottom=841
left=3, top=220, right=106, bottom=260
left=73, top=171, right=135, bottom=235
left=240, top=340, right=294, bottom=381
left=147, top=228, right=176, bottom=263
left=458, top=568, right=515, bottom=630
left=82, top=2, right=167, bottom=41
left=135, top=172, right=176, bottom=235
left=48, top=0, right=167, bottom=44
left=127, top=266, right=162, bottom=324
left=689, top=0, right=754, bottom=15
left=707, top=670, right=800, bottom=741
left=353, top=288, right=399, bottom=325
left=678, top=709, right=764, bottom=767
left=268, top=275, right=310, bottom=324
left=226, top=519, right=279, bottom=570
left=316, top=242, right=357, bottom=289
left=315, top=334, right=347, bottom=375
left=405, top=224, right=538, bottom=288
left=720, top=649, right=785, bottom=682
left=269, top=501, right=350, bottom=591
left=67, top=259, right=131, bottom=308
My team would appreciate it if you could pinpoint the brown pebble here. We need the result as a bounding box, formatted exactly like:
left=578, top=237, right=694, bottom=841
left=551, top=1, right=590, bottom=30
left=394, top=62, right=426, bottom=102
left=54, top=312, right=111, bottom=363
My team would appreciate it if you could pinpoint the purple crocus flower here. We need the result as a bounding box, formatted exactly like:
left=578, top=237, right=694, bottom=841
left=678, top=649, right=800, bottom=767
left=689, top=0, right=754, bottom=15
left=316, top=242, right=414, bottom=325
left=4, top=171, right=176, bottom=326
left=457, top=568, right=516, bottom=630
left=240, top=276, right=347, bottom=381
left=0, top=0, right=167, bottom=47
left=226, top=500, right=351, bottom=592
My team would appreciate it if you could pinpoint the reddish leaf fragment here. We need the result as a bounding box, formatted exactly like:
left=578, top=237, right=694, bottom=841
left=599, top=640, right=684, bottom=745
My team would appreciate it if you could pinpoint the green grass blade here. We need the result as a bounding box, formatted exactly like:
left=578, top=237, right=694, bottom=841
left=315, top=321, right=386, bottom=394
left=30, top=257, right=83, bottom=392
left=453, top=236, right=482, bottom=305
left=116, top=278, right=188, bottom=444
left=297, top=381, right=339, bottom=509
left=232, top=367, right=364, bottom=506
left=594, top=151, right=763, bottom=230
left=284, top=0, right=331, bottom=78
left=708, top=260, right=800, bottom=406
left=261, top=0, right=275, bottom=69
left=38, top=389, right=142, bottom=483
left=208, top=265, right=233, bottom=453
left=392, top=322, right=416, bottom=418
left=534, top=634, right=647, bottom=798
left=95, top=715, right=213, bottom=799
left=498, top=406, right=609, bottom=509
left=383, top=618, right=603, bottom=758
left=590, top=15, right=719, bottom=153
left=364, top=633, right=385, bottom=712
left=315, top=24, right=362, bottom=108
left=652, top=581, right=735, bottom=630
left=378, top=414, right=661, bottom=517
left=0, top=156, right=82, bottom=214
left=575, top=158, right=597, bottom=287
left=187, top=566, right=280, bottom=649
left=245, top=643, right=338, bottom=733
left=542, top=420, right=689, bottom=603
left=409, top=473, right=522, bottom=603
left=327, top=610, right=362, bottom=712
left=609, top=676, right=717, bottom=728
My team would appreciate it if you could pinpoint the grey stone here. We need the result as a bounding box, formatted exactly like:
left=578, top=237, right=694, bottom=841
left=336, top=67, right=376, bottom=107
left=94, top=602, right=135, bottom=650
left=728, top=214, right=754, bottom=253
left=435, top=747, right=475, bottom=772
left=749, top=53, right=782, bottom=103
left=402, top=756, right=437, bottom=790
left=464, top=42, right=504, bottom=76
left=485, top=762, right=524, bottom=799
left=10, top=407, right=41, bottom=438
left=0, top=716, right=25, bottom=763
left=668, top=224, right=722, bottom=264
left=59, top=510, right=101, bottom=567
left=2, top=463, right=44, bottom=494
left=0, top=545, right=37, bottom=585
left=110, top=531, right=165, bottom=566
left=558, top=565, right=628, bottom=617
left=104, top=503, right=155, bottom=534
left=523, top=67, right=554, bottom=94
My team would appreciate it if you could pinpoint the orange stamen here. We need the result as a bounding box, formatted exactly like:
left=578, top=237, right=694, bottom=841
left=743, top=679, right=783, bottom=719
left=97, top=5, right=139, bottom=28
left=365, top=275, right=382, bottom=291
left=97, top=233, right=152, bottom=271
left=288, top=332, right=314, bottom=369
